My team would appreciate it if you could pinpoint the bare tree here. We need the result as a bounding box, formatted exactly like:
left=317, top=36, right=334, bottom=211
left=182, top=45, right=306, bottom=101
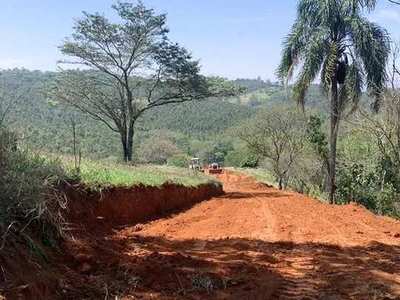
left=68, top=115, right=82, bottom=176
left=236, top=106, right=306, bottom=190
left=354, top=42, right=400, bottom=188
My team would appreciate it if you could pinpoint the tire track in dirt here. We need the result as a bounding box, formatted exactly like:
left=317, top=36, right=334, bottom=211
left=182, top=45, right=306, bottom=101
left=242, top=189, right=322, bottom=299
left=134, top=170, right=400, bottom=299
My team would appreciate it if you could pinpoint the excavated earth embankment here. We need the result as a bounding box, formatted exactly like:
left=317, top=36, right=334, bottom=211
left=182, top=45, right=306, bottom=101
left=65, top=181, right=223, bottom=226
left=0, top=181, right=223, bottom=300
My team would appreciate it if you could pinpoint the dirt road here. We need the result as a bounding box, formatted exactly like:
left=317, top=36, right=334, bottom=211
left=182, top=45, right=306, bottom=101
left=60, top=170, right=400, bottom=299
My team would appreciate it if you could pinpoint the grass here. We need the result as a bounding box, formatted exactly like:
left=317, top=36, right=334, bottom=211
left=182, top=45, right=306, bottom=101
left=0, top=125, right=219, bottom=249
left=0, top=128, right=66, bottom=250
left=189, top=272, right=214, bottom=294
left=60, top=156, right=220, bottom=190
left=236, top=167, right=330, bottom=202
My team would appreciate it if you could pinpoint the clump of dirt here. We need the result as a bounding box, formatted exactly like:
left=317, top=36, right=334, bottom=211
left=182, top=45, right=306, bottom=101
left=0, top=233, right=57, bottom=300
left=55, top=234, right=281, bottom=299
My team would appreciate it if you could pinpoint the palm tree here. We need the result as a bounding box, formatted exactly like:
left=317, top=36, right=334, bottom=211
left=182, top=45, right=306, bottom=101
left=277, top=0, right=390, bottom=204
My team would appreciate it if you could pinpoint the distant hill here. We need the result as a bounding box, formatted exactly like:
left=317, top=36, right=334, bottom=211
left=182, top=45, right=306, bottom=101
left=0, top=69, right=255, bottom=158
left=232, top=78, right=329, bottom=112
left=139, top=99, right=254, bottom=138
left=1, top=69, right=344, bottom=159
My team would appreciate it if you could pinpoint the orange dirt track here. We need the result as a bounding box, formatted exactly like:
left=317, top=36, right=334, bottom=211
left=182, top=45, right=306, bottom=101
left=58, top=170, right=400, bottom=300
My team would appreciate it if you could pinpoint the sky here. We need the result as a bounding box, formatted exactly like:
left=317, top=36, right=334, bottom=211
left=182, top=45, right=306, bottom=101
left=0, top=0, right=399, bottom=80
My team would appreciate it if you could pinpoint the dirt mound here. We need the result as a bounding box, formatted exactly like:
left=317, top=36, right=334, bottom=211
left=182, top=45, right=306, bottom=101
left=0, top=230, right=59, bottom=300
left=213, top=169, right=269, bottom=190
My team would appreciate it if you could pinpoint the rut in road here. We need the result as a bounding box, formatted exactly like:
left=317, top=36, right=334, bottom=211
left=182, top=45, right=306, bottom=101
left=60, top=170, right=400, bottom=299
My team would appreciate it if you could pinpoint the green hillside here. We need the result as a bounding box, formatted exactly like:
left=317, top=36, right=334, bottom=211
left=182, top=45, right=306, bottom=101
left=0, top=69, right=255, bottom=160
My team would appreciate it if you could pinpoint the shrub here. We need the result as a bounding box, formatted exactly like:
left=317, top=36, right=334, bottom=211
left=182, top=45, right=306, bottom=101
left=376, top=154, right=400, bottom=192
left=0, top=127, right=66, bottom=246
left=375, top=184, right=400, bottom=218
left=138, top=137, right=181, bottom=164
left=335, top=163, right=400, bottom=218
left=335, top=164, right=377, bottom=209
left=167, top=154, right=191, bottom=168
left=224, top=149, right=259, bottom=168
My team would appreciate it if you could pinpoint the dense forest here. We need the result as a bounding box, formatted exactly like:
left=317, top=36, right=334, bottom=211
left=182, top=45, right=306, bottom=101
left=0, top=69, right=255, bottom=159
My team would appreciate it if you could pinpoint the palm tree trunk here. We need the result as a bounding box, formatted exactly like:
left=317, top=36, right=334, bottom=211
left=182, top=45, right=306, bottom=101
left=329, top=78, right=340, bottom=204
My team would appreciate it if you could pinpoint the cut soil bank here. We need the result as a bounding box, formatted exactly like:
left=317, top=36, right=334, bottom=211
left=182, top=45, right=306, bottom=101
left=64, top=181, right=223, bottom=226
left=0, top=180, right=222, bottom=300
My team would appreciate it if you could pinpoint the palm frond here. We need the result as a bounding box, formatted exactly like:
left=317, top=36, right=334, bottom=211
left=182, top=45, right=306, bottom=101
left=323, top=42, right=339, bottom=87
left=337, top=84, right=348, bottom=114
left=298, top=0, right=338, bottom=29
left=293, top=28, right=330, bottom=107
left=347, top=15, right=390, bottom=111
left=345, top=61, right=363, bottom=107
left=276, top=19, right=307, bottom=83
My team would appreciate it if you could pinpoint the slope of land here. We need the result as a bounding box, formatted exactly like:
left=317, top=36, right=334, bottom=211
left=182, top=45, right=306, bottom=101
left=52, top=170, right=400, bottom=299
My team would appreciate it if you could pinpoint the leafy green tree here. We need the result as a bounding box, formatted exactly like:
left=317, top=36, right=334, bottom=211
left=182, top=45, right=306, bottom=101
left=54, top=1, right=239, bottom=162
left=307, top=116, right=329, bottom=179
left=224, top=148, right=259, bottom=168
left=277, top=0, right=390, bottom=203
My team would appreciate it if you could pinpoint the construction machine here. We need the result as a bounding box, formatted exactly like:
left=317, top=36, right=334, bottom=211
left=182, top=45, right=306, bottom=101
left=207, top=157, right=223, bottom=174
left=189, top=158, right=204, bottom=172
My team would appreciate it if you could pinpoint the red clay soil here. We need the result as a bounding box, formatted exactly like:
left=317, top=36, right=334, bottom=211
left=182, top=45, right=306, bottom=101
left=64, top=182, right=223, bottom=226
left=4, top=170, right=400, bottom=299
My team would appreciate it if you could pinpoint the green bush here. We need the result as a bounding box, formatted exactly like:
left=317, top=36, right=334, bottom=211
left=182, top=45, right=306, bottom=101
left=224, top=149, right=259, bottom=168
left=138, top=137, right=180, bottom=164
left=0, top=127, right=65, bottom=244
left=335, top=164, right=377, bottom=209
left=166, top=154, right=191, bottom=168
left=375, top=184, right=400, bottom=218
left=376, top=154, right=400, bottom=192
left=335, top=163, right=399, bottom=218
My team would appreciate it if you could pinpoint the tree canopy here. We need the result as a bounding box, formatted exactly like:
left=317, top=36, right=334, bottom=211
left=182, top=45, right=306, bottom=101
left=55, top=1, right=240, bottom=161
